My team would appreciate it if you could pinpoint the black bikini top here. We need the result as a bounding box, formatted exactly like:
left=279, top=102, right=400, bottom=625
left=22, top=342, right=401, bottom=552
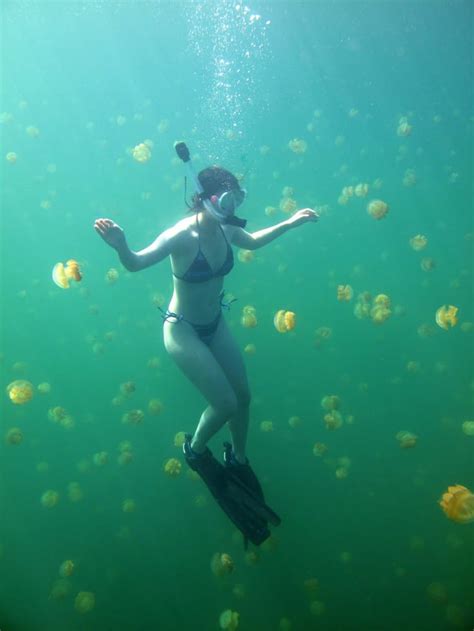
left=173, top=214, right=234, bottom=283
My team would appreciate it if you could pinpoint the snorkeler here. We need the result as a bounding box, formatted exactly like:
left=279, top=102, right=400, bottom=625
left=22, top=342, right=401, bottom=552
left=94, top=142, right=318, bottom=545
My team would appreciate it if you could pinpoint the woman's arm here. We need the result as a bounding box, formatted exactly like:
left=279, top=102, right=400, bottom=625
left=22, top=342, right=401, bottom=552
left=94, top=218, right=181, bottom=272
left=231, top=208, right=319, bottom=250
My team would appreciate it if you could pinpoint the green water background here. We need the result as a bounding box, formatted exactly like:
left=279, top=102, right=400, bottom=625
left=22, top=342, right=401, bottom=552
left=0, top=1, right=473, bottom=630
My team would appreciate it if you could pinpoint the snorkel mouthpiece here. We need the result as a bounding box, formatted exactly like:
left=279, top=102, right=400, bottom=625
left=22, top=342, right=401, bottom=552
left=174, top=140, right=247, bottom=228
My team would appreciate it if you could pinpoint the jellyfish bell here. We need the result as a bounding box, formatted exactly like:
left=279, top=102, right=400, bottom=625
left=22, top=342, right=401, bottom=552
left=396, top=430, right=418, bottom=448
left=435, top=305, right=458, bottom=330
left=7, top=380, right=34, bottom=405
left=409, top=235, right=428, bottom=251
left=52, top=262, right=69, bottom=288
left=65, top=260, right=82, bottom=282
left=439, top=484, right=474, bottom=523
left=337, top=285, right=353, bottom=302
left=367, top=199, right=389, bottom=220
left=274, top=309, right=296, bottom=333
left=74, top=591, right=95, bottom=614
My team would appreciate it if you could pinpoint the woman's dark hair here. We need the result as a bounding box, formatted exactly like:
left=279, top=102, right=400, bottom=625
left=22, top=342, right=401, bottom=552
left=188, top=166, right=240, bottom=212
left=198, top=166, right=240, bottom=198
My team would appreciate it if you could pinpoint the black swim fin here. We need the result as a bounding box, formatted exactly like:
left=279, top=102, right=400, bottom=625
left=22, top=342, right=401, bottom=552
left=223, top=442, right=281, bottom=527
left=183, top=435, right=271, bottom=546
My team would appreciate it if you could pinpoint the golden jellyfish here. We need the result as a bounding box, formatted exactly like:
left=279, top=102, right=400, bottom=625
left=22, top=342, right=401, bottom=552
left=147, top=356, right=161, bottom=369
left=421, top=257, right=436, bottom=272
left=59, top=560, right=75, bottom=577
left=396, top=430, right=418, bottom=449
left=321, top=395, right=340, bottom=411
left=211, top=552, right=235, bottom=577
left=244, top=549, right=259, bottom=566
left=260, top=420, right=273, bottom=433
left=157, top=119, right=169, bottom=133
left=462, top=420, right=474, bottom=436
left=273, top=310, right=296, bottom=333
left=120, top=381, right=136, bottom=396
left=409, top=234, right=428, bottom=251
left=426, top=582, right=448, bottom=603
left=324, top=410, right=343, bottom=430
left=118, top=450, right=133, bottom=466
left=48, top=406, right=67, bottom=423
left=335, top=467, right=348, bottom=479
left=5, top=427, right=23, bottom=445
left=37, top=382, right=51, bottom=394
left=219, top=609, right=240, bottom=631
left=122, top=409, right=144, bottom=425
left=439, top=485, right=474, bottom=523
left=313, top=442, right=328, bottom=457
left=418, top=322, right=436, bottom=338
left=41, top=490, right=60, bottom=508
left=67, top=482, right=84, bottom=503
left=64, top=259, right=81, bottom=281
left=397, top=117, right=412, bottom=137
left=264, top=205, right=277, bottom=217
left=174, top=431, right=186, bottom=447
left=105, top=267, right=119, bottom=284
left=122, top=498, right=136, bottom=513
left=93, top=451, right=109, bottom=466
left=26, top=125, right=40, bottom=138
left=373, top=294, right=390, bottom=308
left=367, top=199, right=389, bottom=220
left=49, top=578, right=71, bottom=600
left=337, top=285, right=353, bottom=302
left=241, top=305, right=257, bottom=328
left=403, top=169, right=417, bottom=187
left=52, top=260, right=80, bottom=288
left=6, top=152, right=17, bottom=163
left=237, top=249, right=254, bottom=263
left=314, top=326, right=332, bottom=342
left=354, top=183, right=369, bottom=197
left=74, top=591, right=95, bottom=614
left=288, top=138, right=308, bottom=154
left=7, top=380, right=34, bottom=405
left=244, top=343, right=256, bottom=355
left=132, top=142, right=151, bottom=163
left=148, top=398, right=163, bottom=415
left=164, top=458, right=181, bottom=477
left=370, top=305, right=391, bottom=325
left=116, top=115, right=126, bottom=126
left=279, top=197, right=297, bottom=214
left=406, top=360, right=421, bottom=374
left=435, top=305, right=458, bottom=330
left=288, top=416, right=302, bottom=428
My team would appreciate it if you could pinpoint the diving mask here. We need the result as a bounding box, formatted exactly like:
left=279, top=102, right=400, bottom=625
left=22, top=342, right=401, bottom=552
left=210, top=188, right=247, bottom=215
left=174, top=141, right=247, bottom=228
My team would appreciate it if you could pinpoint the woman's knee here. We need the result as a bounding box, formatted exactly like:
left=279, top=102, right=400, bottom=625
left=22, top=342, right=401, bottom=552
left=214, top=391, right=239, bottom=418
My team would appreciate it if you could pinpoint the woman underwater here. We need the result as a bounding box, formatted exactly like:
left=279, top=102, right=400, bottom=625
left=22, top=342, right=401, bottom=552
left=94, top=149, right=318, bottom=544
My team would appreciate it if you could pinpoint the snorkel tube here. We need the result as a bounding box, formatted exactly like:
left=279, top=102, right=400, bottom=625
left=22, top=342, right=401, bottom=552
left=174, top=141, right=247, bottom=228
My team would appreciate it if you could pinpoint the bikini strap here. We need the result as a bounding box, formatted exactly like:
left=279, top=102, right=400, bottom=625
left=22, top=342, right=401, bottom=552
left=219, top=290, right=237, bottom=310
left=158, top=306, right=185, bottom=323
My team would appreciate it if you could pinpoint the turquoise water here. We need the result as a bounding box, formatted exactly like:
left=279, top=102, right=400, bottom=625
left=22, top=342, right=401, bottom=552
left=1, top=1, right=473, bottom=630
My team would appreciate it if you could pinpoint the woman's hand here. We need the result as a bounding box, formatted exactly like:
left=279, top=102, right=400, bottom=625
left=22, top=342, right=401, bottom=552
left=287, top=208, right=320, bottom=228
left=94, top=218, right=126, bottom=250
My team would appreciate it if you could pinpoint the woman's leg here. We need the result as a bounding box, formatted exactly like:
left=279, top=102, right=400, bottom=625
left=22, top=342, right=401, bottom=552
left=208, top=317, right=251, bottom=463
left=163, top=319, right=237, bottom=453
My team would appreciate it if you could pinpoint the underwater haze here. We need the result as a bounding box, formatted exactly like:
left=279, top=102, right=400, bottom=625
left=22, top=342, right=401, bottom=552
left=1, top=1, right=473, bottom=630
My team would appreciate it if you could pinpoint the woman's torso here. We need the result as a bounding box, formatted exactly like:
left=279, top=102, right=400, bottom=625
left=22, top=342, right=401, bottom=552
left=168, top=214, right=235, bottom=324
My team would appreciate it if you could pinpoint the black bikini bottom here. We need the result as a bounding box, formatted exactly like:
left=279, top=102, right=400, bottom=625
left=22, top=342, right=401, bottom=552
left=162, top=310, right=222, bottom=346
